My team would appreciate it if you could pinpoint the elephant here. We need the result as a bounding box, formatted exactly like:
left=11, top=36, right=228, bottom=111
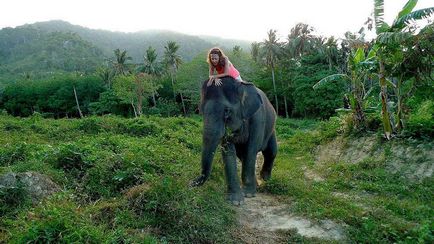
left=191, top=76, right=277, bottom=205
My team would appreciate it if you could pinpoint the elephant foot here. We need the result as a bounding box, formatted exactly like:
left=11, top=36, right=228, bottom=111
left=243, top=187, right=256, bottom=198
left=226, top=192, right=244, bottom=206
left=190, top=174, right=207, bottom=187
left=260, top=170, right=271, bottom=181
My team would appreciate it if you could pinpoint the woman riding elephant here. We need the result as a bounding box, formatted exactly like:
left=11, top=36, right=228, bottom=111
left=191, top=76, right=277, bottom=205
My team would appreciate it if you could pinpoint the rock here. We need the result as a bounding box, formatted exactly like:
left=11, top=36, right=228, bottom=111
left=0, top=171, right=60, bottom=204
left=0, top=172, right=17, bottom=187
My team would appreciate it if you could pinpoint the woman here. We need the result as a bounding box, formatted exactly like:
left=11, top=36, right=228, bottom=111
left=207, top=47, right=243, bottom=86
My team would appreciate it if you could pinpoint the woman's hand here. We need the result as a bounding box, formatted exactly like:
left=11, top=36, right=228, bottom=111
left=214, top=78, right=222, bottom=86
left=207, top=76, right=215, bottom=86
left=207, top=76, right=222, bottom=86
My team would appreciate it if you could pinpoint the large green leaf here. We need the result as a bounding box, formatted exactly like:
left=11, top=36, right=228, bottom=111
left=313, top=74, right=349, bottom=89
left=363, top=86, right=375, bottom=100
left=367, top=44, right=379, bottom=59
left=353, top=48, right=365, bottom=64
left=376, top=32, right=412, bottom=44
left=397, top=0, right=418, bottom=19
left=385, top=78, right=397, bottom=89
left=392, top=7, right=434, bottom=29
left=374, top=0, right=387, bottom=34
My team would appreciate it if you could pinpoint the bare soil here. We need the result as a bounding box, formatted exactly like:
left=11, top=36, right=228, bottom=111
left=233, top=153, right=346, bottom=243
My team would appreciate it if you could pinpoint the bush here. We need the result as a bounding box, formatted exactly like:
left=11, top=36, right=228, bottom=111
left=8, top=194, right=106, bottom=243
left=0, top=142, right=30, bottom=166
left=144, top=99, right=181, bottom=117
left=0, top=180, right=30, bottom=217
left=3, top=120, right=23, bottom=131
left=405, top=100, right=434, bottom=138
left=77, top=117, right=103, bottom=134
left=116, top=118, right=162, bottom=137
left=51, top=143, right=93, bottom=178
left=83, top=156, right=144, bottom=200
left=131, top=177, right=235, bottom=243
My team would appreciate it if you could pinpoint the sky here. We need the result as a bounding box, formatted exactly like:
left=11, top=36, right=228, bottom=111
left=1, top=0, right=432, bottom=42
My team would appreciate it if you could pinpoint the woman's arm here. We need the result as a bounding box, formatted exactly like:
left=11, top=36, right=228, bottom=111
left=208, top=57, right=230, bottom=86
left=209, top=65, right=215, bottom=76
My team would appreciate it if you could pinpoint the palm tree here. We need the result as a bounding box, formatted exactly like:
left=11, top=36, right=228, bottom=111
left=143, top=46, right=160, bottom=107
left=143, top=46, right=160, bottom=75
left=283, top=23, right=316, bottom=117
left=250, top=42, right=260, bottom=62
left=97, top=67, right=115, bottom=89
left=322, top=36, right=339, bottom=71
left=287, top=23, right=314, bottom=58
left=232, top=45, right=242, bottom=57
left=111, top=49, right=132, bottom=76
left=163, top=41, right=185, bottom=115
left=373, top=0, right=434, bottom=139
left=262, top=29, right=281, bottom=113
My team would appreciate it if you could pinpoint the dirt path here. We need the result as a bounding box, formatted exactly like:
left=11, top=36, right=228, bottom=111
left=233, top=154, right=346, bottom=243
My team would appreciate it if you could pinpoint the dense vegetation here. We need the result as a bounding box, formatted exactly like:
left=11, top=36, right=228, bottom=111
left=0, top=115, right=432, bottom=243
left=1, top=3, right=432, bottom=140
left=0, top=115, right=235, bottom=242
left=0, top=20, right=250, bottom=76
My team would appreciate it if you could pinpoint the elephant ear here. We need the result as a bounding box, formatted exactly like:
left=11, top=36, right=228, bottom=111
left=238, top=83, right=263, bottom=119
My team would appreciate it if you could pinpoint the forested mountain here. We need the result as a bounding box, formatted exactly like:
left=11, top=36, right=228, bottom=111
left=0, top=31, right=104, bottom=74
left=0, top=20, right=251, bottom=85
left=0, top=20, right=250, bottom=64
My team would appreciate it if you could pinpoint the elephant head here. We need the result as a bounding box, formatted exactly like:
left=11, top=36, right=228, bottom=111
left=191, top=77, right=262, bottom=186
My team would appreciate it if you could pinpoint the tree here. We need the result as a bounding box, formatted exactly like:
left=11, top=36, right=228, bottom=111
left=232, top=45, right=242, bottom=57
left=287, top=23, right=314, bottom=59
left=314, top=47, right=376, bottom=128
left=261, top=29, right=281, bottom=113
left=96, top=67, right=115, bottom=89
left=134, top=73, right=158, bottom=116
left=176, top=51, right=209, bottom=113
left=320, top=36, right=339, bottom=71
left=111, top=49, right=132, bottom=76
left=113, top=73, right=157, bottom=117
left=373, top=0, right=434, bottom=139
left=250, top=42, right=260, bottom=62
left=142, top=46, right=162, bottom=107
left=163, top=41, right=186, bottom=115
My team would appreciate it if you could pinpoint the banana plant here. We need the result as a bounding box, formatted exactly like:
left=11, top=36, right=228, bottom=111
left=373, top=0, right=434, bottom=139
left=314, top=47, right=376, bottom=129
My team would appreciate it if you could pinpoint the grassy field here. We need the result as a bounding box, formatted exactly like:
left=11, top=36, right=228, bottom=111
left=0, top=114, right=432, bottom=243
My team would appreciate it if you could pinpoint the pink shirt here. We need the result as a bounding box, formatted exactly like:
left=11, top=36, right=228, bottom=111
left=215, top=62, right=240, bottom=79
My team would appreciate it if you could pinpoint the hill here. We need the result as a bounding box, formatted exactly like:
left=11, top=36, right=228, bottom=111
left=0, top=20, right=252, bottom=85
left=0, top=31, right=104, bottom=74
left=0, top=20, right=252, bottom=64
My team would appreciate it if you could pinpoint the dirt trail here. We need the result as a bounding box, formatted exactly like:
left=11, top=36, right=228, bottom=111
left=233, top=154, right=346, bottom=243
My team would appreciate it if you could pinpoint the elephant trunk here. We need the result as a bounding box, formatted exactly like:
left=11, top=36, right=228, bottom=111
left=200, top=121, right=225, bottom=179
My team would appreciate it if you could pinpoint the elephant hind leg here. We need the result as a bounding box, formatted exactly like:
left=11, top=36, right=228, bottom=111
left=260, top=132, right=277, bottom=181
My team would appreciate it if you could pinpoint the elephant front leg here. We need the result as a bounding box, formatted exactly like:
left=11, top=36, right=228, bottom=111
left=241, top=149, right=257, bottom=198
left=222, top=142, right=244, bottom=205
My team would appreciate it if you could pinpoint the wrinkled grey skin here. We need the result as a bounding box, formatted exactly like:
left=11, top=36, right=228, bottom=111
left=191, top=77, right=277, bottom=205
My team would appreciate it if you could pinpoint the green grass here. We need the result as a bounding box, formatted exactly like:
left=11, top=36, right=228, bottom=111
left=1, top=114, right=432, bottom=243
left=267, top=116, right=434, bottom=243
left=0, top=114, right=234, bottom=243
